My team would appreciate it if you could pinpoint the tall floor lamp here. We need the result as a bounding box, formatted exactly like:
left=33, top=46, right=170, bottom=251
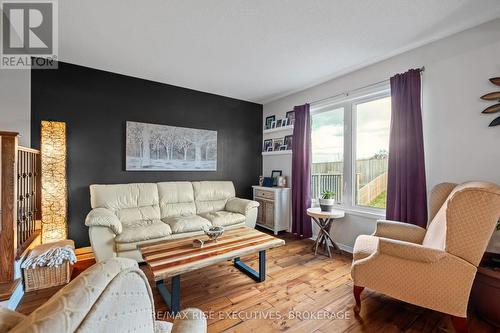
left=40, top=120, right=67, bottom=243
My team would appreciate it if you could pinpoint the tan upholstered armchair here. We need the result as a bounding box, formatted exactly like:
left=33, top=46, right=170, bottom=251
left=351, top=182, right=500, bottom=333
left=1, top=258, right=206, bottom=333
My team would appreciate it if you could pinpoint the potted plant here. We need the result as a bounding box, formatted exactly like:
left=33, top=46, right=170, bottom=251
left=319, top=191, right=335, bottom=212
left=471, top=221, right=500, bottom=327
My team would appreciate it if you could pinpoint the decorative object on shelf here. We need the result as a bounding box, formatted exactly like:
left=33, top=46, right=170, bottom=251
left=258, top=175, right=264, bottom=186
left=480, top=79, right=500, bottom=127
left=277, top=176, right=287, bottom=188
left=284, top=135, right=293, bottom=150
left=279, top=145, right=287, bottom=151
left=276, top=119, right=283, bottom=127
left=270, top=120, right=277, bottom=129
left=281, top=118, right=289, bottom=127
left=125, top=121, right=217, bottom=171
left=266, top=147, right=273, bottom=152
left=490, top=117, right=500, bottom=127
left=203, top=226, right=224, bottom=242
left=265, top=115, right=275, bottom=130
left=21, top=239, right=76, bottom=291
left=319, top=190, right=335, bottom=212
left=192, top=239, right=204, bottom=248
left=273, top=138, right=284, bottom=151
left=271, top=170, right=282, bottom=186
left=480, top=92, right=500, bottom=100
left=490, top=77, right=500, bottom=85
left=262, top=177, right=274, bottom=187
left=263, top=139, right=273, bottom=152
left=483, top=104, right=500, bottom=114
left=286, top=110, right=295, bottom=126
left=41, top=120, right=67, bottom=243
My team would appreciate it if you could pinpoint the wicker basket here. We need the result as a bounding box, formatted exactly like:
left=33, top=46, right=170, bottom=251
left=23, top=261, right=73, bottom=292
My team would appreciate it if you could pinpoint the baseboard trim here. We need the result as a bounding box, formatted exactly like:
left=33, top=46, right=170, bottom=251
left=310, top=234, right=353, bottom=254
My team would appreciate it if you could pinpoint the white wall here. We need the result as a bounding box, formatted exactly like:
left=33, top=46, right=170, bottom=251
left=263, top=18, right=500, bottom=252
left=0, top=69, right=31, bottom=146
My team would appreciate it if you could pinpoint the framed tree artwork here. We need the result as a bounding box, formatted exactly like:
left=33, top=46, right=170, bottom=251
left=126, top=121, right=217, bottom=171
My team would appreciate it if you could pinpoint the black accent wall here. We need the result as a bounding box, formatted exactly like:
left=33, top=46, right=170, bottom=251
left=31, top=62, right=262, bottom=247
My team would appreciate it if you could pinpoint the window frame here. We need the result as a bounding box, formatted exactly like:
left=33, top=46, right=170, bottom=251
left=310, top=84, right=391, bottom=217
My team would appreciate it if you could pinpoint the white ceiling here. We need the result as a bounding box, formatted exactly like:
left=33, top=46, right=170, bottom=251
left=59, top=0, right=500, bottom=104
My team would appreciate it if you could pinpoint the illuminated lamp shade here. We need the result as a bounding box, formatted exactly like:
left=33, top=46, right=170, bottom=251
left=41, top=120, right=67, bottom=243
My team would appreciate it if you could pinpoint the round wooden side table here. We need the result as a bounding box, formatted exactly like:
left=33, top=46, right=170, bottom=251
left=306, top=207, right=345, bottom=258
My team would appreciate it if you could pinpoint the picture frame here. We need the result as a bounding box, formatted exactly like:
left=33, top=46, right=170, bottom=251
left=266, top=147, right=273, bottom=152
left=286, top=110, right=295, bottom=126
left=273, top=138, right=284, bottom=151
left=270, top=120, right=277, bottom=129
left=271, top=170, right=282, bottom=186
left=281, top=118, right=288, bottom=127
left=265, top=115, right=275, bottom=130
left=126, top=121, right=217, bottom=171
left=276, top=119, right=283, bottom=128
left=279, top=145, right=287, bottom=151
left=284, top=135, right=293, bottom=150
left=263, top=139, right=273, bottom=152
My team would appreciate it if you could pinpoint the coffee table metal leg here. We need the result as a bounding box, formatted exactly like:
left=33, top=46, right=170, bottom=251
left=234, top=250, right=266, bottom=282
left=156, top=275, right=180, bottom=314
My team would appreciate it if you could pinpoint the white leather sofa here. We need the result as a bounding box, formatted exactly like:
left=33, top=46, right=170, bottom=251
left=85, top=181, right=259, bottom=262
left=1, top=258, right=206, bottom=333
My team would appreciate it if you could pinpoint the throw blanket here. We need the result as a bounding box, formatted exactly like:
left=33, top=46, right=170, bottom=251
left=21, top=239, right=77, bottom=269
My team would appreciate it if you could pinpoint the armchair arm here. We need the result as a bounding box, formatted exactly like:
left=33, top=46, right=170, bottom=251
left=85, top=208, right=122, bottom=235
left=373, top=219, right=426, bottom=244
left=378, top=238, right=447, bottom=263
left=171, top=308, right=207, bottom=333
left=225, top=198, right=259, bottom=215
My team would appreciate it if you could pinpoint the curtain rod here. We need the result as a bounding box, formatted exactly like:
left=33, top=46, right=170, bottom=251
left=310, top=66, right=425, bottom=105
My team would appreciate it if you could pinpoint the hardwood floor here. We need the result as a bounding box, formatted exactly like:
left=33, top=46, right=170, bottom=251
left=17, top=233, right=497, bottom=333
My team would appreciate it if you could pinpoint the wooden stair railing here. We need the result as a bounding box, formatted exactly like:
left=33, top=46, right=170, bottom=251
left=16, top=146, right=41, bottom=258
left=0, top=132, right=41, bottom=301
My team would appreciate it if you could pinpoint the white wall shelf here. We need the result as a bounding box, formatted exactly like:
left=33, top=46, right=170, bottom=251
left=263, top=125, right=294, bottom=134
left=262, top=150, right=292, bottom=156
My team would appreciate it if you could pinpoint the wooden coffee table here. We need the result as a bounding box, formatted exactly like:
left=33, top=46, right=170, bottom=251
left=139, top=227, right=285, bottom=314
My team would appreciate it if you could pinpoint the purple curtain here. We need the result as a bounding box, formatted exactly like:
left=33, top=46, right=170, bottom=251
left=291, top=104, right=312, bottom=238
left=386, top=69, right=427, bottom=228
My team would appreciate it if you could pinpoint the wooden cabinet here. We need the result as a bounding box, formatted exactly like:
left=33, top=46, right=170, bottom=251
left=252, top=186, right=291, bottom=235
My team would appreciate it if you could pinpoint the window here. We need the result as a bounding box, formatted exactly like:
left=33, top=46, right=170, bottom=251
left=354, top=96, right=391, bottom=209
left=311, top=87, right=391, bottom=213
left=311, top=107, right=344, bottom=203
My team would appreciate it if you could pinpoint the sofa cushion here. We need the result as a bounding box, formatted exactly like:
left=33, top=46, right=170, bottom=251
left=192, top=181, right=235, bottom=214
left=116, top=205, right=161, bottom=224
left=200, top=211, right=245, bottom=227
left=90, top=183, right=161, bottom=225
left=90, top=183, right=158, bottom=210
left=157, top=182, right=196, bottom=218
left=114, top=219, right=172, bottom=243
left=163, top=215, right=211, bottom=233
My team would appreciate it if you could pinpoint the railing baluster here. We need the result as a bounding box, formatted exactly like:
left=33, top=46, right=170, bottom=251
left=14, top=147, right=40, bottom=255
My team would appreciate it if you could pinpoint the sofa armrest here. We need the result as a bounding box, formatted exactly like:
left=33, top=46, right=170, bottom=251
left=373, top=219, right=426, bottom=244
left=0, top=307, right=26, bottom=332
left=172, top=308, right=207, bottom=333
left=85, top=208, right=122, bottom=235
left=225, top=198, right=259, bottom=215
left=378, top=238, right=447, bottom=263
